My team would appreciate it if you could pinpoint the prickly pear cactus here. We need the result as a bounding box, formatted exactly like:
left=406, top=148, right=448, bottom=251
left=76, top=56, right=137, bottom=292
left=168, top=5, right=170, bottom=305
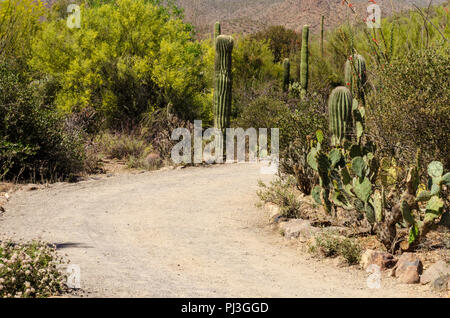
left=283, top=58, right=290, bottom=92
left=214, top=35, right=234, bottom=131
left=300, top=25, right=309, bottom=98
left=328, top=86, right=353, bottom=147
left=401, top=160, right=449, bottom=245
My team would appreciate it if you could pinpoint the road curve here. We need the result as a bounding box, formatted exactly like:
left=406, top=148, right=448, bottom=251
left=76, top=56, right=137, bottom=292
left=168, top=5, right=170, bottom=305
left=0, top=163, right=433, bottom=297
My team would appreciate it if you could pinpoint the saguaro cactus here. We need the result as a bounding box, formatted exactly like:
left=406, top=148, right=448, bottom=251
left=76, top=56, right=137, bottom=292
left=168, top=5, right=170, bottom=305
left=283, top=58, right=290, bottom=92
left=214, top=35, right=234, bottom=131
left=328, top=86, right=353, bottom=147
left=300, top=25, right=309, bottom=98
left=214, top=21, right=221, bottom=41
left=320, top=16, right=324, bottom=58
left=344, top=54, right=367, bottom=103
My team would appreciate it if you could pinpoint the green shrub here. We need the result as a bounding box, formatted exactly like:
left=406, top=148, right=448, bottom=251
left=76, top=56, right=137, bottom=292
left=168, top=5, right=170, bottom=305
left=311, top=230, right=362, bottom=265
left=252, top=25, right=301, bottom=63
left=0, top=0, right=45, bottom=69
left=257, top=176, right=301, bottom=218
left=0, top=239, right=68, bottom=298
left=30, top=0, right=207, bottom=127
left=367, top=48, right=450, bottom=170
left=95, top=132, right=150, bottom=161
left=0, top=62, right=85, bottom=182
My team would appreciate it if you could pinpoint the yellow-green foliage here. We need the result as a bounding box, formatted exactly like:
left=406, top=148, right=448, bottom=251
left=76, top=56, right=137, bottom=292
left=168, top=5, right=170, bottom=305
left=232, top=35, right=282, bottom=85
left=30, top=0, right=208, bottom=126
left=0, top=0, right=45, bottom=60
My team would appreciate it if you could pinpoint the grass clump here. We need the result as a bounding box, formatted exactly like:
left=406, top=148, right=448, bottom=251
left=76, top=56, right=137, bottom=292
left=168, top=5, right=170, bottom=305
left=95, top=132, right=163, bottom=171
left=257, top=176, right=301, bottom=218
left=309, top=230, right=362, bottom=265
left=0, top=239, right=68, bottom=298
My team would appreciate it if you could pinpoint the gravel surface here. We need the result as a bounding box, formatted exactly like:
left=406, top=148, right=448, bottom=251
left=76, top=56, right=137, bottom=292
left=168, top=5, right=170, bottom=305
left=0, top=163, right=435, bottom=297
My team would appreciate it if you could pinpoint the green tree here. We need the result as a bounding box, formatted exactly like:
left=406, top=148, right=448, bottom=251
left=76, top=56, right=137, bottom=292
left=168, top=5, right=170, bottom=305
left=0, top=0, right=46, bottom=70
left=253, top=25, right=301, bottom=63
left=30, top=0, right=207, bottom=127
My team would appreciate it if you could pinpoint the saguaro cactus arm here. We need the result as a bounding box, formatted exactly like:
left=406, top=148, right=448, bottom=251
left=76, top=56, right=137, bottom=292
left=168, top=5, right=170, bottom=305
left=214, top=21, right=221, bottom=41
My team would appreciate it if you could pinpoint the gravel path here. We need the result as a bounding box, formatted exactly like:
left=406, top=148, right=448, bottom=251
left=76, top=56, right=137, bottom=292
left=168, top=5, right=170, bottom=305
left=0, top=163, right=434, bottom=297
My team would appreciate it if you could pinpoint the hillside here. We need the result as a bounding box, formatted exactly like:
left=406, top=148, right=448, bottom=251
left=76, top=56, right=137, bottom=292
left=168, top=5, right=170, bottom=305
left=177, top=0, right=448, bottom=37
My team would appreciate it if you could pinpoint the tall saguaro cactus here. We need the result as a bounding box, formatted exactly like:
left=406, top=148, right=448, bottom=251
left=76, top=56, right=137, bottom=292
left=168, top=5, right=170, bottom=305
left=328, top=86, right=353, bottom=147
left=300, top=25, right=309, bottom=98
left=214, top=21, right=221, bottom=41
left=283, top=58, right=290, bottom=92
left=320, top=16, right=324, bottom=58
left=214, top=35, right=234, bottom=132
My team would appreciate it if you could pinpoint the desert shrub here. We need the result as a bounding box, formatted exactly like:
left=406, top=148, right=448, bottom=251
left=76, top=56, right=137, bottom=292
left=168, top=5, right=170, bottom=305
left=236, top=87, right=328, bottom=150
left=236, top=85, right=327, bottom=193
left=231, top=37, right=282, bottom=119
left=95, top=132, right=150, bottom=161
left=236, top=95, right=291, bottom=130
left=257, top=176, right=301, bottom=218
left=0, top=0, right=46, bottom=70
left=0, top=239, right=68, bottom=298
left=0, top=62, right=85, bottom=181
left=30, top=0, right=207, bottom=128
left=310, top=230, right=362, bottom=265
left=141, top=107, right=194, bottom=163
left=366, top=48, right=450, bottom=170
left=252, top=25, right=301, bottom=63
left=279, top=137, right=317, bottom=195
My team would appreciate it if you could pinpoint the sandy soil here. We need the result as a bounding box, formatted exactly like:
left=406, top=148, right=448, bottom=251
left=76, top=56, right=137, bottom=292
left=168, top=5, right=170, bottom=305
left=0, top=163, right=437, bottom=297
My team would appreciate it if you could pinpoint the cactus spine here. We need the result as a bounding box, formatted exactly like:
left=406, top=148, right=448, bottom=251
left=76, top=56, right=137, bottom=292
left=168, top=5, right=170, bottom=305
left=300, top=25, right=309, bottom=98
left=320, top=16, right=324, bottom=58
left=214, top=35, right=234, bottom=132
left=344, top=54, right=367, bottom=104
left=328, top=86, right=353, bottom=147
left=283, top=58, right=290, bottom=92
left=214, top=21, right=221, bottom=41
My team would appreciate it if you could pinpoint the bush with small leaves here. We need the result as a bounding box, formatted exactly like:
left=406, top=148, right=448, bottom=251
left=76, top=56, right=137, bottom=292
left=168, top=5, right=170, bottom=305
left=0, top=239, right=68, bottom=298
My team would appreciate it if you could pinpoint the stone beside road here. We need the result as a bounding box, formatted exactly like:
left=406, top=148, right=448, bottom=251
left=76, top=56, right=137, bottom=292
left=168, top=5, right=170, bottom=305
left=395, top=253, right=423, bottom=284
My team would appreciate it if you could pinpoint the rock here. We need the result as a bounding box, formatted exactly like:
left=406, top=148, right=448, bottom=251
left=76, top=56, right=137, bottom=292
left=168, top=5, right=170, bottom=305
left=0, top=205, right=4, bottom=213
left=145, top=153, right=162, bottom=168
left=360, top=249, right=397, bottom=271
left=278, top=219, right=320, bottom=239
left=25, top=184, right=39, bottom=191
left=386, top=268, right=396, bottom=277
left=395, top=253, right=423, bottom=284
left=265, top=203, right=284, bottom=223
left=431, top=274, right=449, bottom=292
left=332, top=255, right=347, bottom=268
left=420, top=260, right=450, bottom=285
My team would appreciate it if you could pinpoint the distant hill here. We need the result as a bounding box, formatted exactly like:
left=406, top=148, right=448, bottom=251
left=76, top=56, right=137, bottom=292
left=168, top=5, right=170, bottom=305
left=176, top=0, right=448, bottom=38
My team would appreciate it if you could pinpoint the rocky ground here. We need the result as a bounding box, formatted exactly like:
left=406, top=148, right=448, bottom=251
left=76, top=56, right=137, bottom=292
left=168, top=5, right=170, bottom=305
left=0, top=163, right=447, bottom=297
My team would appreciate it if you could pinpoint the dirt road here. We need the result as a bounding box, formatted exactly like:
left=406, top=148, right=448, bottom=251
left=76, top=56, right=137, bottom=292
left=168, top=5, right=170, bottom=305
left=0, top=163, right=433, bottom=297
